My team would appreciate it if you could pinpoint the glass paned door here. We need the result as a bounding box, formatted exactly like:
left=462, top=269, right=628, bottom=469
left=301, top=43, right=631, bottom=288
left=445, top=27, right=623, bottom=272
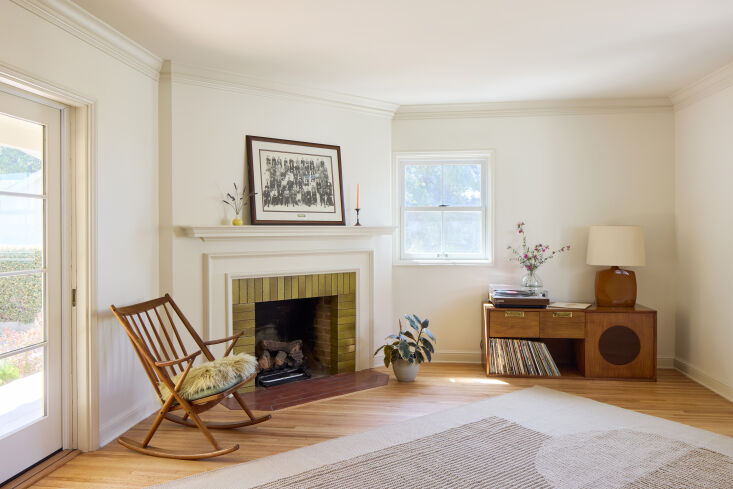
left=0, top=90, right=62, bottom=484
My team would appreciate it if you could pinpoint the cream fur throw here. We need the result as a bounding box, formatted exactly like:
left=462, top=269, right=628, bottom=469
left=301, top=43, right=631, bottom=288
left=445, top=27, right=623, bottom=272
left=159, top=353, right=259, bottom=401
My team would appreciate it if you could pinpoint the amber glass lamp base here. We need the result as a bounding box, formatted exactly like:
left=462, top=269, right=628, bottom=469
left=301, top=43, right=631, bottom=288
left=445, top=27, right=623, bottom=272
left=595, top=266, right=637, bottom=307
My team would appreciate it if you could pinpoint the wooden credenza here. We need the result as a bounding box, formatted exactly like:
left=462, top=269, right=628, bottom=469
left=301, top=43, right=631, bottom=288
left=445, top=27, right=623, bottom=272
left=481, top=302, right=657, bottom=380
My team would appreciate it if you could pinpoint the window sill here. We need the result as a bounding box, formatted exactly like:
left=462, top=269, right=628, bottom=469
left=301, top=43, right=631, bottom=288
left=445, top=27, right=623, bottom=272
left=393, top=259, right=493, bottom=267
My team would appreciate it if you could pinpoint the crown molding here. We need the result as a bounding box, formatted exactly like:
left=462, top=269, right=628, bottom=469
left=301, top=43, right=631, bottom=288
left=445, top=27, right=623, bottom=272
left=162, top=62, right=399, bottom=118
left=671, top=61, right=733, bottom=110
left=394, top=97, right=673, bottom=120
left=10, top=0, right=163, bottom=80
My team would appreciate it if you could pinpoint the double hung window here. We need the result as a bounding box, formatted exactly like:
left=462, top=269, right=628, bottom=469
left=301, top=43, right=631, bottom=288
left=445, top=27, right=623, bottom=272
left=397, top=152, right=492, bottom=263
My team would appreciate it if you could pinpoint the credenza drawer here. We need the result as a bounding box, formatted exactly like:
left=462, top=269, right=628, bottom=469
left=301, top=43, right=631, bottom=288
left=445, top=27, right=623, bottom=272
left=540, top=311, right=585, bottom=338
left=489, top=310, right=540, bottom=338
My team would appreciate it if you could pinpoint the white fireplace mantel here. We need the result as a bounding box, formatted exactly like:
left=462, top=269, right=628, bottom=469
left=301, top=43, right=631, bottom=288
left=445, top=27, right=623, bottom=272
left=173, top=224, right=394, bottom=370
left=180, top=225, right=396, bottom=241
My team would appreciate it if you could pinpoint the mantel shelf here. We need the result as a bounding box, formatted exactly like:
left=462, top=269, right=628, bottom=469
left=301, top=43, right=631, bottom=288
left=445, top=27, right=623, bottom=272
left=180, top=225, right=396, bottom=241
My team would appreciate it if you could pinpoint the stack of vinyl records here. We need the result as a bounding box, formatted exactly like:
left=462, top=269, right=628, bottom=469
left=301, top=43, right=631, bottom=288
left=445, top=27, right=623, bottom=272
left=488, top=338, right=561, bottom=376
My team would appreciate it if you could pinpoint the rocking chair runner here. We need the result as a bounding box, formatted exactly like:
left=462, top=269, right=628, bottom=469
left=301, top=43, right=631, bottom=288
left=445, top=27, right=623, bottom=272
left=110, top=294, right=271, bottom=460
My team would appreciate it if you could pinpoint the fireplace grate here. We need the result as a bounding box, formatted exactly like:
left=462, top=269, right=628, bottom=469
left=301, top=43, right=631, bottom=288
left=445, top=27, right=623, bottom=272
left=256, top=367, right=312, bottom=388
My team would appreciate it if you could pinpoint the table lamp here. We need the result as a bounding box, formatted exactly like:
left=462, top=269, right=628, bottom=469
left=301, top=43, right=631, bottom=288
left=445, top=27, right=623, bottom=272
left=586, top=226, right=646, bottom=307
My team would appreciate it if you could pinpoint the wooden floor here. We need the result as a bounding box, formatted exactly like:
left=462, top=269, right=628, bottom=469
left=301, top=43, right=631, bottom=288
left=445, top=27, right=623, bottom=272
left=30, top=365, right=733, bottom=489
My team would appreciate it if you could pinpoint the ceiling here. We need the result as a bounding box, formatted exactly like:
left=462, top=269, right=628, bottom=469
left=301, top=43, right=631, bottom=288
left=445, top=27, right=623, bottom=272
left=73, top=0, right=733, bottom=105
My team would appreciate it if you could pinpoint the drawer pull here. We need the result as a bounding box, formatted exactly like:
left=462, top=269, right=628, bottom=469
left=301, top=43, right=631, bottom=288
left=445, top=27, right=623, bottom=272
left=553, top=311, right=573, bottom=318
left=505, top=311, right=525, bottom=318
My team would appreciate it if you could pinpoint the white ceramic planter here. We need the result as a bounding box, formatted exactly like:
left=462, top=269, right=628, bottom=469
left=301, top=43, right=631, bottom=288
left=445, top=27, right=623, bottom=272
left=392, top=358, right=420, bottom=382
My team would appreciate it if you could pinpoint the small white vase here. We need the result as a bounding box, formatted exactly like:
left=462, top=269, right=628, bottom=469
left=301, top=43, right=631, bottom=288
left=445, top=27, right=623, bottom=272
left=392, top=358, right=420, bottom=382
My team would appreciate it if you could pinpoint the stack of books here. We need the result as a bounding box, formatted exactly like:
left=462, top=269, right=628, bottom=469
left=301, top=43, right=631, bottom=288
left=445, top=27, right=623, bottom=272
left=488, top=338, right=561, bottom=376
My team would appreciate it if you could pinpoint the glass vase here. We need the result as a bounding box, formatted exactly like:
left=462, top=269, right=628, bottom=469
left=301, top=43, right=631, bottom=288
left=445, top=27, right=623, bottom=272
left=521, top=270, right=543, bottom=289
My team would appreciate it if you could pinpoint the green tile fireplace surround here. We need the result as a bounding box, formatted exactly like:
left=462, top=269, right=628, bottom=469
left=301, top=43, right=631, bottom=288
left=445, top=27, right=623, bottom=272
left=232, top=272, right=357, bottom=391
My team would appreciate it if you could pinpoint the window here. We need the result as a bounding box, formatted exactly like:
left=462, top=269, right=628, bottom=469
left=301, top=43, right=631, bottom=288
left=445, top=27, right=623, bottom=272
left=396, top=152, right=492, bottom=263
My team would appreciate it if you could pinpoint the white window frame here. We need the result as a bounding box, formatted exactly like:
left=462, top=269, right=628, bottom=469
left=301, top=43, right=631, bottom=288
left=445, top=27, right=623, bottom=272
left=394, top=151, right=494, bottom=265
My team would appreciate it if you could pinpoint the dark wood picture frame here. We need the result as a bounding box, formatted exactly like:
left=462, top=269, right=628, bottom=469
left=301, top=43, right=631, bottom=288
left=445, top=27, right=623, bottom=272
left=246, top=135, right=346, bottom=225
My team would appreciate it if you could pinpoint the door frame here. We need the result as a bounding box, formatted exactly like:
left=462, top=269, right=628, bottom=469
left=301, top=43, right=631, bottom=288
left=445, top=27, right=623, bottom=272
left=0, top=63, right=99, bottom=451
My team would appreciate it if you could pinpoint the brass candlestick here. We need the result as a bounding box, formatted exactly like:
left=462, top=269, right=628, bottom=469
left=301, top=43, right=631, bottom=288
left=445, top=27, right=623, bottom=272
left=354, top=208, right=361, bottom=226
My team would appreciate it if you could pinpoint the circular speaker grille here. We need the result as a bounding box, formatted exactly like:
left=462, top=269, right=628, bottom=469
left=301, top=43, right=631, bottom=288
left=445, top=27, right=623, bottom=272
left=598, top=325, right=640, bottom=365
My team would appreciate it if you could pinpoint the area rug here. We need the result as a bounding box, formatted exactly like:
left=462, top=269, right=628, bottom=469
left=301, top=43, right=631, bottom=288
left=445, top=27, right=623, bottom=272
left=147, top=386, right=733, bottom=488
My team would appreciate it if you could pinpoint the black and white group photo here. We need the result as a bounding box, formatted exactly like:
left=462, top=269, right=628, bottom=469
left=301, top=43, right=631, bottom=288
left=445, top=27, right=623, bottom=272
left=259, top=151, right=336, bottom=212
left=247, top=135, right=345, bottom=224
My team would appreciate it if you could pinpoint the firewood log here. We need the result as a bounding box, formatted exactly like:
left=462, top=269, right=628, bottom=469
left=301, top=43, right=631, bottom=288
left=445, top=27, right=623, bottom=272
left=290, top=351, right=304, bottom=362
left=286, top=357, right=304, bottom=367
left=258, top=350, right=271, bottom=370
left=274, top=350, right=288, bottom=367
left=260, top=340, right=292, bottom=352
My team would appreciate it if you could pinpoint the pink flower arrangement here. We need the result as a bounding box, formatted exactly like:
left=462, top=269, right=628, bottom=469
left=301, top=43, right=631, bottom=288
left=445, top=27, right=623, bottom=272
left=507, top=222, right=570, bottom=273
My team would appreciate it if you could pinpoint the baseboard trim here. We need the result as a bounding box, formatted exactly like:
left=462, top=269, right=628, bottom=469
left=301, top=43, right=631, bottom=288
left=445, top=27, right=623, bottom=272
left=382, top=354, right=679, bottom=368
left=2, top=449, right=79, bottom=489
left=431, top=353, right=677, bottom=367
left=674, top=358, right=733, bottom=403
left=98, top=400, right=157, bottom=448
left=657, top=355, right=675, bottom=369
left=432, top=350, right=482, bottom=364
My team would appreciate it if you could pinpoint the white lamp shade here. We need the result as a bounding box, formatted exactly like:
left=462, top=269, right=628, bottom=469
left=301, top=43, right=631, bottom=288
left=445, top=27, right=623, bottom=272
left=586, top=226, right=646, bottom=267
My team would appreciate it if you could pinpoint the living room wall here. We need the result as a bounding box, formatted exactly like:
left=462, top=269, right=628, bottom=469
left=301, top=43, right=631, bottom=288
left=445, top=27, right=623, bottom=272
left=159, top=65, right=394, bottom=356
left=674, top=76, right=733, bottom=400
left=0, top=1, right=160, bottom=446
left=392, top=110, right=676, bottom=364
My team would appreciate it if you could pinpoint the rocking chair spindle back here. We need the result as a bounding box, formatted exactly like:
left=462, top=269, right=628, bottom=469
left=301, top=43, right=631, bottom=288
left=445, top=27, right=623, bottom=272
left=110, top=294, right=271, bottom=459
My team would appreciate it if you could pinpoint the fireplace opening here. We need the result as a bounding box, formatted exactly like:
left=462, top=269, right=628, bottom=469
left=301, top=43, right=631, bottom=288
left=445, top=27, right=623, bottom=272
left=254, top=297, right=332, bottom=388
left=231, top=273, right=357, bottom=392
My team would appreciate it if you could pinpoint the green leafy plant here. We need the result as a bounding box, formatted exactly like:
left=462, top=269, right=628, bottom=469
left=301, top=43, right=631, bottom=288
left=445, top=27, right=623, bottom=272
left=0, top=326, right=43, bottom=376
left=0, top=247, right=43, bottom=323
left=374, top=314, right=436, bottom=367
left=0, top=146, right=42, bottom=174
left=0, top=360, right=20, bottom=386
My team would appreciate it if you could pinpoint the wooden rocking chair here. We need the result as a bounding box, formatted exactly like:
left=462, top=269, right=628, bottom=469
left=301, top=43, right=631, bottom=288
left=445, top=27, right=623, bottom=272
left=110, top=294, right=271, bottom=460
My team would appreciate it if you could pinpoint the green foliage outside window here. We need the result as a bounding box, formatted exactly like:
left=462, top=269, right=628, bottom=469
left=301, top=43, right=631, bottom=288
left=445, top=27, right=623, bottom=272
left=0, top=146, right=41, bottom=174
left=403, top=162, right=484, bottom=256
left=0, top=147, right=45, bottom=387
left=0, top=360, right=20, bottom=386
left=0, top=248, right=43, bottom=323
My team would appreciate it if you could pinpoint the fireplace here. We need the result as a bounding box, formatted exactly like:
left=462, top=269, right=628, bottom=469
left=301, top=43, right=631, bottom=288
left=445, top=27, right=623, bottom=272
left=254, top=298, right=321, bottom=387
left=231, top=272, right=357, bottom=391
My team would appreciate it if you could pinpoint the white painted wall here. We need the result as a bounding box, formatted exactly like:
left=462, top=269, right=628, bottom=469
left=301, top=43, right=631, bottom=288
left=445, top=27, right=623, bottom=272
left=3, top=0, right=724, bottom=451
left=392, top=112, right=676, bottom=364
left=674, top=85, right=733, bottom=400
left=160, top=70, right=394, bottom=359
left=0, top=1, right=159, bottom=446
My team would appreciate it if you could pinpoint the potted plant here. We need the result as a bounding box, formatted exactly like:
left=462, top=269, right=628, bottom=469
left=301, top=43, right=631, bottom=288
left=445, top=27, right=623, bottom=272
left=374, top=314, right=436, bottom=382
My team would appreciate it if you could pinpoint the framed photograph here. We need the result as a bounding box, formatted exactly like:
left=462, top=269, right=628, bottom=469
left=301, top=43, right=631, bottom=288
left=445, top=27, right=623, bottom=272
left=246, top=135, right=345, bottom=225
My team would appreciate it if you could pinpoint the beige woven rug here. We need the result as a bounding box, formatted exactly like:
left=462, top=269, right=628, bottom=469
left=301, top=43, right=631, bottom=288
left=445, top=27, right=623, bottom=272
left=148, top=386, right=733, bottom=488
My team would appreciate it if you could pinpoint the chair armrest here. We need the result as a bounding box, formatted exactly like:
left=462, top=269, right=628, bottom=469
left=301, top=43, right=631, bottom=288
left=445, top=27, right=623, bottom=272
left=203, top=331, right=244, bottom=346
left=155, top=350, right=201, bottom=368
